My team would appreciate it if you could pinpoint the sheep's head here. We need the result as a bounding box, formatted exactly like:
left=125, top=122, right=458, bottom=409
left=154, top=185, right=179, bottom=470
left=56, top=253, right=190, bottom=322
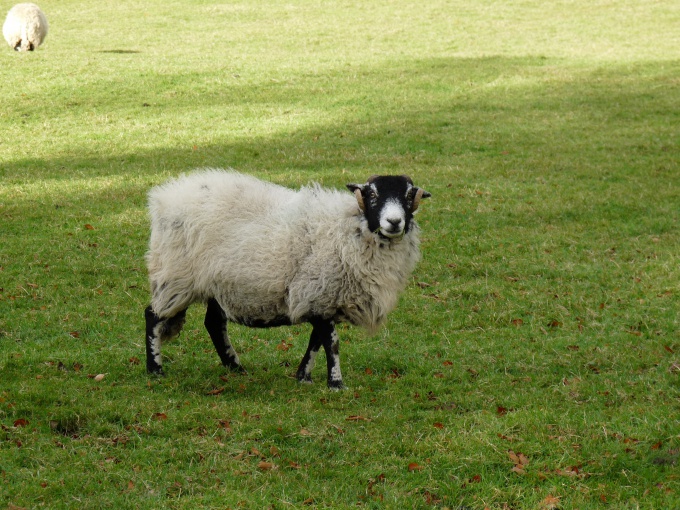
left=347, top=175, right=431, bottom=240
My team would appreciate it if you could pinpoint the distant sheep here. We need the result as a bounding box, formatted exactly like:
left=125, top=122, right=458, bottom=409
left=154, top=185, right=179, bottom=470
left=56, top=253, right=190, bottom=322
left=3, top=3, right=48, bottom=51
left=145, top=170, right=431, bottom=389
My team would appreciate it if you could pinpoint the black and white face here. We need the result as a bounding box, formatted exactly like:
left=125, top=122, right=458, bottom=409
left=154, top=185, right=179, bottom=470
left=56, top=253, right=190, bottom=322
left=347, top=175, right=431, bottom=239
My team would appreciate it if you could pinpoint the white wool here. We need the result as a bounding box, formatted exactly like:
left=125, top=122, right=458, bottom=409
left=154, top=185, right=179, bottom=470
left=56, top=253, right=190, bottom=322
left=3, top=3, right=48, bottom=51
left=146, top=169, right=422, bottom=332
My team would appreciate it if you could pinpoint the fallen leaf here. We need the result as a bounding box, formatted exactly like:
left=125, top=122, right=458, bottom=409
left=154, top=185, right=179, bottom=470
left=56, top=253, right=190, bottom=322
left=442, top=360, right=453, bottom=366
left=433, top=422, right=444, bottom=429
left=276, top=340, right=292, bottom=351
left=511, top=318, right=523, bottom=327
left=93, top=373, right=106, bottom=382
left=408, top=462, right=423, bottom=472
left=257, top=461, right=276, bottom=471
left=152, top=413, right=167, bottom=421
left=14, top=419, right=29, bottom=428
left=84, top=224, right=95, bottom=230
left=346, top=415, right=370, bottom=422
left=541, top=494, right=560, bottom=509
left=69, top=331, right=80, bottom=338
left=129, top=357, right=140, bottom=365
left=365, top=367, right=374, bottom=375
left=206, top=387, right=225, bottom=396
left=497, top=406, right=508, bottom=416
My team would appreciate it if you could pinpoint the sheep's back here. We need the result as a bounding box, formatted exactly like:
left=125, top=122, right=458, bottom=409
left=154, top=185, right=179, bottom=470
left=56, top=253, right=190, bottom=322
left=147, top=170, right=305, bottom=317
left=3, top=3, right=48, bottom=49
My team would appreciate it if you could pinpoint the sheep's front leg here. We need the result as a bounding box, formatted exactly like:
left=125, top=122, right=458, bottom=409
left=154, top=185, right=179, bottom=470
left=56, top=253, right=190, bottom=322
left=295, top=324, right=322, bottom=384
left=145, top=305, right=187, bottom=374
left=204, top=298, right=244, bottom=372
left=296, top=319, right=345, bottom=390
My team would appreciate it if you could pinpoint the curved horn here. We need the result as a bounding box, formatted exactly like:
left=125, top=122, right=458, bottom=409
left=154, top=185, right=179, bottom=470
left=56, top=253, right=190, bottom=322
left=412, top=187, right=431, bottom=212
left=354, top=188, right=366, bottom=212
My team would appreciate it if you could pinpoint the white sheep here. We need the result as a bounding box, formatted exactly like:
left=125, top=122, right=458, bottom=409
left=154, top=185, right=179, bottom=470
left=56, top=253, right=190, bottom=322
left=3, top=3, right=48, bottom=51
left=144, top=170, right=431, bottom=389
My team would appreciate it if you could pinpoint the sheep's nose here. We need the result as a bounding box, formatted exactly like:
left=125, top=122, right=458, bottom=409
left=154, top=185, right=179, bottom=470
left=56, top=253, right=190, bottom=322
left=387, top=218, right=402, bottom=228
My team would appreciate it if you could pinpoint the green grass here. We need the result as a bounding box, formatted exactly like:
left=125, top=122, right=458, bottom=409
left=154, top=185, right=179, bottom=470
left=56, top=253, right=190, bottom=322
left=1, top=0, right=679, bottom=508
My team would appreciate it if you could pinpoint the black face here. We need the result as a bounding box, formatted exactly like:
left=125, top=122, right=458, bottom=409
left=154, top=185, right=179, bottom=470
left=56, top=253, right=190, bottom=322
left=347, top=175, right=431, bottom=239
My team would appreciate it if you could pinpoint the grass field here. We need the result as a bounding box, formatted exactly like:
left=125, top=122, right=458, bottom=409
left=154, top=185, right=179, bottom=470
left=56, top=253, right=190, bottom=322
left=1, top=0, right=679, bottom=508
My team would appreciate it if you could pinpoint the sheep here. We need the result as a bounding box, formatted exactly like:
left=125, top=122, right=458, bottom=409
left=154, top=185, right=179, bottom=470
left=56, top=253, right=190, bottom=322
left=144, top=170, right=431, bottom=389
left=3, top=3, right=48, bottom=51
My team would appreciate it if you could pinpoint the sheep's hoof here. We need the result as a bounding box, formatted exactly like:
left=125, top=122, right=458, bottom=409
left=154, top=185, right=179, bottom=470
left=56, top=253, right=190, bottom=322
left=227, top=364, right=247, bottom=374
left=327, top=380, right=347, bottom=391
left=147, top=367, right=165, bottom=376
left=296, top=373, right=313, bottom=384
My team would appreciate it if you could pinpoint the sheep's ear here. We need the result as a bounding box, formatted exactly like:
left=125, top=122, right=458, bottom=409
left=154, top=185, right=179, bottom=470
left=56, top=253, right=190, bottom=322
left=412, top=187, right=432, bottom=212
left=346, top=183, right=366, bottom=212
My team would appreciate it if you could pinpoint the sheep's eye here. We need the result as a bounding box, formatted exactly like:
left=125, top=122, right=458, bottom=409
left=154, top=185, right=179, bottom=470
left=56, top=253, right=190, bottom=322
left=368, top=191, right=377, bottom=199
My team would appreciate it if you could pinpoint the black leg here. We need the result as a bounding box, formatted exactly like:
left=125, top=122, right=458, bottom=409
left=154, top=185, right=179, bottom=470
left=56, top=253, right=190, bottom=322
left=145, top=305, right=186, bottom=374
left=296, top=323, right=323, bottom=384
left=296, top=319, right=345, bottom=389
left=204, top=298, right=243, bottom=371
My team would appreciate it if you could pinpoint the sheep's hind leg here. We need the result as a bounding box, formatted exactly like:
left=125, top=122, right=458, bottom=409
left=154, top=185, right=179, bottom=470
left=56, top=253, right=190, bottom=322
left=145, top=305, right=187, bottom=374
left=204, top=298, right=244, bottom=372
left=297, top=319, right=346, bottom=390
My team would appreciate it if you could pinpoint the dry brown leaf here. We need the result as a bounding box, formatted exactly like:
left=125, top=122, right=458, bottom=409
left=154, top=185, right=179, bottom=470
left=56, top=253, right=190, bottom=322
left=257, top=461, right=276, bottom=471
left=94, top=373, right=106, bottom=382
left=541, top=494, right=560, bottom=509
left=346, top=415, right=370, bottom=422
left=507, top=450, right=520, bottom=464
left=408, top=462, right=423, bottom=472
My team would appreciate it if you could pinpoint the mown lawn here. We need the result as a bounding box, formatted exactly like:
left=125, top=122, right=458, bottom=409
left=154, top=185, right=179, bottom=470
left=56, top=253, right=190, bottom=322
left=1, top=0, right=678, bottom=508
